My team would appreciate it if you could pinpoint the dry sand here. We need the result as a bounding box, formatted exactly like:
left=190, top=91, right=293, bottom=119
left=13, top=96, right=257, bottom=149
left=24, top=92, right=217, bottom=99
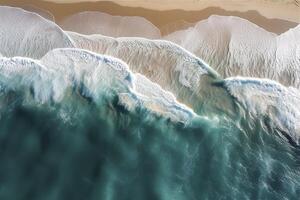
left=0, top=0, right=298, bottom=34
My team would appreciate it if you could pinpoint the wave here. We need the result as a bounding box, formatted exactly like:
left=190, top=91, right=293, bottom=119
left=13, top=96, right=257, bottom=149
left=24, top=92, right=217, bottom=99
left=0, top=6, right=74, bottom=59
left=164, top=15, right=300, bottom=88
left=1, top=6, right=299, bottom=144
left=0, top=6, right=234, bottom=119
left=222, top=76, right=300, bottom=145
left=60, top=11, right=161, bottom=39
left=1, top=6, right=299, bottom=143
left=0, top=6, right=226, bottom=114
left=0, top=48, right=196, bottom=123
left=66, top=31, right=237, bottom=114
left=1, top=7, right=299, bottom=140
left=5, top=54, right=299, bottom=200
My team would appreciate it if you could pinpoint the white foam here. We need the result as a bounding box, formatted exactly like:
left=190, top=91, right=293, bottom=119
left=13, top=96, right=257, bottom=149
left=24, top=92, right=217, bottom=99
left=164, top=15, right=300, bottom=88
left=224, top=77, right=300, bottom=145
left=0, top=6, right=74, bottom=59
left=131, top=73, right=196, bottom=121
left=60, top=11, right=161, bottom=39
left=0, top=48, right=196, bottom=123
left=67, top=31, right=222, bottom=112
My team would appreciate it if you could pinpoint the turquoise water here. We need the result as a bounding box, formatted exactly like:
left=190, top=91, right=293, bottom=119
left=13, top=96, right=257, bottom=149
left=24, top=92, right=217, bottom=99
left=0, top=89, right=299, bottom=200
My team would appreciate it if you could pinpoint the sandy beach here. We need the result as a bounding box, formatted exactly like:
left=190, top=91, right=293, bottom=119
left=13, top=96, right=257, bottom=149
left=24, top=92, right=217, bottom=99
left=39, top=0, right=300, bottom=23
left=0, top=0, right=298, bottom=34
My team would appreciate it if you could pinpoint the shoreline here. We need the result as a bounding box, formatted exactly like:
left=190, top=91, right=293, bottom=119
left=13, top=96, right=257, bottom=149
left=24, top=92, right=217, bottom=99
left=38, top=0, right=300, bottom=23
left=0, top=0, right=298, bottom=35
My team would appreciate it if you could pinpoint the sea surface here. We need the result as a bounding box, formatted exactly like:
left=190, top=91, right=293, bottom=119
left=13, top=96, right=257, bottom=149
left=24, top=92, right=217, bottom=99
left=0, top=6, right=299, bottom=200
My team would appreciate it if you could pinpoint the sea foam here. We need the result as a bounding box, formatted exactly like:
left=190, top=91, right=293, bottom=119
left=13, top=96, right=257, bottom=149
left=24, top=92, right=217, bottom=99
left=0, top=6, right=299, bottom=144
left=66, top=32, right=234, bottom=114
left=223, top=76, right=300, bottom=145
left=0, top=6, right=74, bottom=59
left=165, top=15, right=300, bottom=88
left=0, top=48, right=196, bottom=123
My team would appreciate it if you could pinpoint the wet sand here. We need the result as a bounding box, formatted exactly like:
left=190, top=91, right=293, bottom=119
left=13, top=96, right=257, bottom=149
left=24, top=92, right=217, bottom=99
left=0, top=0, right=298, bottom=34
left=28, top=0, right=300, bottom=23
left=22, top=5, right=55, bottom=21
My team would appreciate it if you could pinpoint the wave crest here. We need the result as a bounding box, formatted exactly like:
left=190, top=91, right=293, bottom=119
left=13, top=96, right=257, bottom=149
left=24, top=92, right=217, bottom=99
left=0, top=48, right=196, bottom=123
left=223, top=77, right=300, bottom=145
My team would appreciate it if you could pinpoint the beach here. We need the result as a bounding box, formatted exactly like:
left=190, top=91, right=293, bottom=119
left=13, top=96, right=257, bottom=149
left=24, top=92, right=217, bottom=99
left=35, top=0, right=300, bottom=23
left=0, top=0, right=299, bottom=34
